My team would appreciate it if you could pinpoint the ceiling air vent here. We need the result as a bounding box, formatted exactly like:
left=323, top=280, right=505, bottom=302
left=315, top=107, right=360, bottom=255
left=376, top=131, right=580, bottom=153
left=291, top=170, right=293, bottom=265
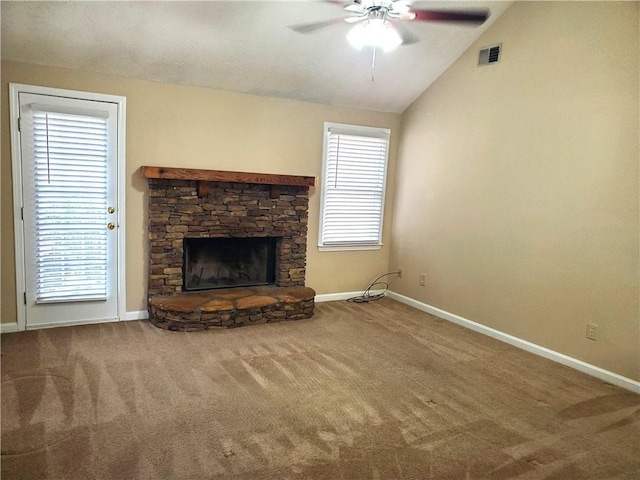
left=478, top=44, right=501, bottom=66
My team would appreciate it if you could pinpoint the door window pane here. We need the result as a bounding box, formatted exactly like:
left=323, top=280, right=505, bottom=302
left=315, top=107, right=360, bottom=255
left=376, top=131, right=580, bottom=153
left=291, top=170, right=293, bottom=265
left=28, top=110, right=109, bottom=303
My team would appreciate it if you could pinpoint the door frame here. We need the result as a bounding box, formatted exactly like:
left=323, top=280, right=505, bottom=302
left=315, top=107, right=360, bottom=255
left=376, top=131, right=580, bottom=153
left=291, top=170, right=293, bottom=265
left=9, top=83, right=127, bottom=331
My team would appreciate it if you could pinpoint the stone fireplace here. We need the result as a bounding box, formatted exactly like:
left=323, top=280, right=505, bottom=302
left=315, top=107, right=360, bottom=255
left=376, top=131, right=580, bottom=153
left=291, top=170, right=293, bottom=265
left=142, top=166, right=316, bottom=331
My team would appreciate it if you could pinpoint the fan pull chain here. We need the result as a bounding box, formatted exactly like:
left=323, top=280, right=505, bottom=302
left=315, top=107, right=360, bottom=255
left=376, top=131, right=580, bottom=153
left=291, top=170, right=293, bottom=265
left=371, top=45, right=377, bottom=82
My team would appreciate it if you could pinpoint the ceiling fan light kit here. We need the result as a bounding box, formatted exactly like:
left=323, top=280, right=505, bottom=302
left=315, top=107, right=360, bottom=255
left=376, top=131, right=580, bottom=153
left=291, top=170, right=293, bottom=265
left=347, top=18, right=403, bottom=52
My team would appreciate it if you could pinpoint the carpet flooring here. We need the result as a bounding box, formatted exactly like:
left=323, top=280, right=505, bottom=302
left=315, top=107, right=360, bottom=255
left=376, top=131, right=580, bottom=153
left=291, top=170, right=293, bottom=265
left=2, top=299, right=639, bottom=479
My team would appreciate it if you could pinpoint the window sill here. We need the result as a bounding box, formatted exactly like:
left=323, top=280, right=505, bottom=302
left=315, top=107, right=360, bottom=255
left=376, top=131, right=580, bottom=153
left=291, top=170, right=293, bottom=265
left=318, top=244, right=383, bottom=252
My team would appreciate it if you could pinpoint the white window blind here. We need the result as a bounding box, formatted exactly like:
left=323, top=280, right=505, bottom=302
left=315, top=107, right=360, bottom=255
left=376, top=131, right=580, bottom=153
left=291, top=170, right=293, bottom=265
left=319, top=123, right=390, bottom=249
left=28, top=108, right=109, bottom=303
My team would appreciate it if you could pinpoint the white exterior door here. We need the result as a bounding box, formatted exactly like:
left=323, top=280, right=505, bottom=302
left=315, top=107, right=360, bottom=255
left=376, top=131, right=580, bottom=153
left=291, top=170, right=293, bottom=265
left=15, top=89, right=123, bottom=329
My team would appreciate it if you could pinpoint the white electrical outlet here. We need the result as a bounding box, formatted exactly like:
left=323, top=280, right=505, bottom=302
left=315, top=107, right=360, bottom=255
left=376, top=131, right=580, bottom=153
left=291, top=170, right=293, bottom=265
left=586, top=323, right=598, bottom=341
left=419, top=273, right=426, bottom=286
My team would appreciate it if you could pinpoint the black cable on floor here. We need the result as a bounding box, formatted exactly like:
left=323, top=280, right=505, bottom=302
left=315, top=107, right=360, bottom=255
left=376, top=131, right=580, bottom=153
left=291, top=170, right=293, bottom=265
left=347, top=271, right=401, bottom=303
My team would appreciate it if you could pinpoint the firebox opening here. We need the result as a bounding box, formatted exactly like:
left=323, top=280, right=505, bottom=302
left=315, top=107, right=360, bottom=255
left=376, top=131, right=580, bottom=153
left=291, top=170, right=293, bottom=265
left=183, top=237, right=277, bottom=291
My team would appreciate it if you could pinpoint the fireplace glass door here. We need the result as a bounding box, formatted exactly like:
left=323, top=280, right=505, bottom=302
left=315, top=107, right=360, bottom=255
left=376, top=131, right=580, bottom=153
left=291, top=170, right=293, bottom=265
left=183, top=237, right=276, bottom=291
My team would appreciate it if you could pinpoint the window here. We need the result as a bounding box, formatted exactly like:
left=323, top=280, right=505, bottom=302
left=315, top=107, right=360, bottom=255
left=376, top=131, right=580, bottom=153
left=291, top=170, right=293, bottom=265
left=318, top=122, right=390, bottom=250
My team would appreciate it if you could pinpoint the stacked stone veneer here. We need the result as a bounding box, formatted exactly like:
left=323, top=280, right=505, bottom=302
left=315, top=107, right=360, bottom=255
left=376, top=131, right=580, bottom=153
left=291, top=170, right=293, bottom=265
left=148, top=179, right=310, bottom=297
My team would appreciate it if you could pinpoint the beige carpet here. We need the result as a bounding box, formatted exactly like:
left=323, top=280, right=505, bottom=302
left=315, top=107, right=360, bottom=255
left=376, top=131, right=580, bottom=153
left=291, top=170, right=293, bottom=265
left=2, top=299, right=639, bottom=479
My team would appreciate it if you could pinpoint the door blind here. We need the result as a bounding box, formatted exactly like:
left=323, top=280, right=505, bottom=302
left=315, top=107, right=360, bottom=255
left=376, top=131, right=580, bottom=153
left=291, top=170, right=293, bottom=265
left=320, top=127, right=389, bottom=246
left=28, top=109, right=109, bottom=303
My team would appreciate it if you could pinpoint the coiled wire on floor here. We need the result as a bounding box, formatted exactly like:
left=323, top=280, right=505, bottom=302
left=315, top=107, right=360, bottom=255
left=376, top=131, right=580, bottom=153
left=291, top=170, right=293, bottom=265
left=347, top=271, right=401, bottom=303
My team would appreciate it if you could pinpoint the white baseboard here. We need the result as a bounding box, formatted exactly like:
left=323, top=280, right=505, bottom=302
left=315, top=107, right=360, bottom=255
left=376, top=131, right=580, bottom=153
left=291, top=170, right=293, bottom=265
left=26, top=316, right=121, bottom=330
left=124, top=310, right=149, bottom=321
left=315, top=290, right=385, bottom=303
left=1, top=311, right=148, bottom=333
left=315, top=291, right=364, bottom=302
left=387, top=291, right=640, bottom=394
left=1, top=322, right=19, bottom=334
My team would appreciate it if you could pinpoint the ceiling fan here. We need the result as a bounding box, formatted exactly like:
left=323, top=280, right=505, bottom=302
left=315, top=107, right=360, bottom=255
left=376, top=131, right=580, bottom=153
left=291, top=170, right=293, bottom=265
left=289, top=0, right=490, bottom=51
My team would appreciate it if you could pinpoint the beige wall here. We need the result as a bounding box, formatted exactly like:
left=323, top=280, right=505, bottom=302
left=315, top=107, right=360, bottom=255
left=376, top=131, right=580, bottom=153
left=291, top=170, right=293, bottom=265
left=391, top=1, right=640, bottom=380
left=1, top=60, right=400, bottom=322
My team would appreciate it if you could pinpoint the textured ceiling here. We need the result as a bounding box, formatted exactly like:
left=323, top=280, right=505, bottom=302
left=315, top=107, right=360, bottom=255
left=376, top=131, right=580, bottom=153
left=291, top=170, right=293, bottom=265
left=1, top=1, right=512, bottom=113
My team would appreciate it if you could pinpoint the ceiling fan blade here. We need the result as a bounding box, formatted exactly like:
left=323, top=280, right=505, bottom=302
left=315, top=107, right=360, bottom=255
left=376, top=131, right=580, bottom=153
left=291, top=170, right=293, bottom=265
left=409, top=9, right=490, bottom=25
left=344, top=14, right=368, bottom=24
left=390, top=0, right=412, bottom=14
left=323, top=0, right=352, bottom=5
left=288, top=17, right=349, bottom=34
left=345, top=4, right=366, bottom=12
left=388, top=21, right=420, bottom=46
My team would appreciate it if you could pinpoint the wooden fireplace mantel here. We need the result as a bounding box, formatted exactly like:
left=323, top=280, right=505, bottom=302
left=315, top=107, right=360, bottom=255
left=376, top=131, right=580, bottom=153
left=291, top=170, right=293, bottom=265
left=142, top=166, right=316, bottom=187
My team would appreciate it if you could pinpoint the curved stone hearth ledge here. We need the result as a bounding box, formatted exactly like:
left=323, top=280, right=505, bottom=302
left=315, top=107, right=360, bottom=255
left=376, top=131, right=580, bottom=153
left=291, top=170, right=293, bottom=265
left=148, top=286, right=315, bottom=332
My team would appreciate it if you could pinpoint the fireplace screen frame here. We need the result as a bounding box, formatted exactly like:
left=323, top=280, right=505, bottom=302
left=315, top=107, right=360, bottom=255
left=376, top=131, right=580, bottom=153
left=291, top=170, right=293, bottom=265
left=183, top=237, right=277, bottom=292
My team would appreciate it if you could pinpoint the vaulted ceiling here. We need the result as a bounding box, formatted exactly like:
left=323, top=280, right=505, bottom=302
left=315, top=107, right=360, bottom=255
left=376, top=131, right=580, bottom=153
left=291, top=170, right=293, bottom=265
left=1, top=1, right=512, bottom=113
